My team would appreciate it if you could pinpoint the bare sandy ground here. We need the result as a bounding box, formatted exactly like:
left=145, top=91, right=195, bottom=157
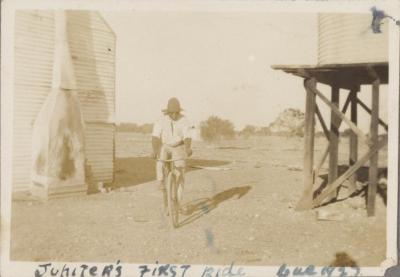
left=10, top=133, right=387, bottom=267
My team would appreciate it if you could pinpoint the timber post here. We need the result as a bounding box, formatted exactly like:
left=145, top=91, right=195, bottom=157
left=367, top=78, right=380, bottom=216
left=348, top=87, right=359, bottom=195
left=328, top=83, right=340, bottom=202
left=295, top=77, right=316, bottom=210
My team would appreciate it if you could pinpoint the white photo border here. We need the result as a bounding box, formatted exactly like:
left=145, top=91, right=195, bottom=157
left=1, top=1, right=398, bottom=276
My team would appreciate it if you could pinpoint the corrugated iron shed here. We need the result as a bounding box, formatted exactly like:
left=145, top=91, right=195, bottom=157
left=13, top=10, right=116, bottom=194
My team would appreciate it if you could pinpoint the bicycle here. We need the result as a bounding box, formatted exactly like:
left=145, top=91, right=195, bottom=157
left=158, top=157, right=185, bottom=228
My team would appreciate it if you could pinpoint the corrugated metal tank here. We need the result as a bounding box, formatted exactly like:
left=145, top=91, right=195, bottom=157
left=14, top=10, right=115, bottom=193
left=318, top=13, right=388, bottom=65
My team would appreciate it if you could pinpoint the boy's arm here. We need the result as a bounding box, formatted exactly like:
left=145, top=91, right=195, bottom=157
left=152, top=136, right=161, bottom=158
left=183, top=119, right=193, bottom=157
left=184, top=138, right=192, bottom=157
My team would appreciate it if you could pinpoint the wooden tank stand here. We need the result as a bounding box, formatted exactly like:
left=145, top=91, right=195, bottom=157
left=272, top=63, right=388, bottom=216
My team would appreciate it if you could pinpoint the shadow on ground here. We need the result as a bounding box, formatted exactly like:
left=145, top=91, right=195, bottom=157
left=114, top=157, right=230, bottom=188
left=313, top=165, right=387, bottom=206
left=178, top=185, right=252, bottom=228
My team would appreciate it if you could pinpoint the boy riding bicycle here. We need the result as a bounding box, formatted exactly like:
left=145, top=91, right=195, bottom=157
left=151, top=97, right=193, bottom=214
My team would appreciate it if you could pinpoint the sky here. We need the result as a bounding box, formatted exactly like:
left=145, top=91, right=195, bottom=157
left=101, top=11, right=387, bottom=132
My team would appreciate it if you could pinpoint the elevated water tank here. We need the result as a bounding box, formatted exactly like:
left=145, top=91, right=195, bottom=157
left=318, top=13, right=388, bottom=65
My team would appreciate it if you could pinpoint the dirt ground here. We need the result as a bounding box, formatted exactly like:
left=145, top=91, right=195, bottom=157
left=10, top=132, right=387, bottom=267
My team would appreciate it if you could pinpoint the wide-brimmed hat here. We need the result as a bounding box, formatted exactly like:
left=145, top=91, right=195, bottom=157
left=162, top=97, right=183, bottom=113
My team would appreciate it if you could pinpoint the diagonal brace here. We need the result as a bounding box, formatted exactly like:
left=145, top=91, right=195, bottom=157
left=313, top=135, right=388, bottom=207
left=304, top=81, right=370, bottom=145
left=356, top=98, right=388, bottom=131
left=315, top=104, right=330, bottom=140
left=312, top=93, right=352, bottom=181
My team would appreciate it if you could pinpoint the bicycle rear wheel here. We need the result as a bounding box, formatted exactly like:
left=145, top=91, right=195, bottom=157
left=167, top=172, right=180, bottom=228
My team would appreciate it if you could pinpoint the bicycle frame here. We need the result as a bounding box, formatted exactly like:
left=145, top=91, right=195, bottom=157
left=157, top=158, right=185, bottom=228
left=159, top=158, right=184, bottom=180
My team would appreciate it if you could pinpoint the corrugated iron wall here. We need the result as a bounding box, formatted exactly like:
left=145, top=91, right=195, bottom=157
left=318, top=13, right=388, bottom=65
left=14, top=11, right=55, bottom=192
left=13, top=10, right=115, bottom=192
left=67, top=11, right=115, bottom=186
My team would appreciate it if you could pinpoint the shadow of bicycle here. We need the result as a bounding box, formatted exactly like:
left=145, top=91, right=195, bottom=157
left=178, top=185, right=252, bottom=228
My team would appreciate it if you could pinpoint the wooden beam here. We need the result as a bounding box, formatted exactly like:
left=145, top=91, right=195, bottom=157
left=356, top=98, right=388, bottom=131
left=367, top=66, right=379, bottom=81
left=312, top=95, right=351, bottom=181
left=296, top=68, right=311, bottom=78
left=273, top=63, right=388, bottom=89
left=313, top=142, right=330, bottom=182
left=315, top=104, right=330, bottom=140
left=341, top=92, right=352, bottom=114
left=305, top=82, right=370, bottom=144
left=349, top=89, right=359, bottom=194
left=367, top=79, right=380, bottom=216
left=295, top=78, right=316, bottom=211
left=313, top=135, right=388, bottom=207
left=328, top=84, right=340, bottom=201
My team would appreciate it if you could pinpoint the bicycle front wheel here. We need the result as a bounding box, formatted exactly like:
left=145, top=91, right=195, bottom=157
left=167, top=172, right=180, bottom=228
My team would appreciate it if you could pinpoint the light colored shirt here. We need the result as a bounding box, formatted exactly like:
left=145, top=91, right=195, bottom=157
left=152, top=114, right=192, bottom=146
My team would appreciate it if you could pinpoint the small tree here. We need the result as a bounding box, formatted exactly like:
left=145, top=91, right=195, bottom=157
left=200, top=116, right=235, bottom=142
left=292, top=123, right=305, bottom=137
left=257, top=126, right=271, bottom=136
left=116, top=122, right=153, bottom=133
left=240, top=125, right=257, bottom=138
left=138, top=123, right=153, bottom=134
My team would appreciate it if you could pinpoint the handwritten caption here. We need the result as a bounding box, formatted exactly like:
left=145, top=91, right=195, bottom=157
left=33, top=261, right=368, bottom=277
left=277, top=264, right=360, bottom=277
left=35, top=261, right=123, bottom=277
left=34, top=261, right=246, bottom=277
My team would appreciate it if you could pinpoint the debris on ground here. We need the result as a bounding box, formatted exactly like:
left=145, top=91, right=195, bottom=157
left=316, top=209, right=345, bottom=221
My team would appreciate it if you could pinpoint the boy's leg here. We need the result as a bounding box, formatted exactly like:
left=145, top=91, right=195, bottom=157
left=173, top=145, right=186, bottom=203
left=156, top=161, right=168, bottom=209
left=176, top=166, right=185, bottom=203
left=162, top=183, right=168, bottom=212
left=157, top=146, right=169, bottom=213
